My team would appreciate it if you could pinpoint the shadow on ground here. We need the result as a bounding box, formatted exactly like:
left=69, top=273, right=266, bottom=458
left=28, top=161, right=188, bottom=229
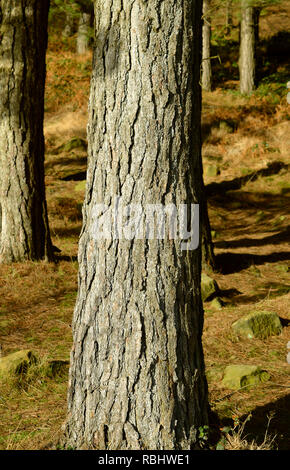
left=237, top=394, right=290, bottom=450
left=206, top=161, right=288, bottom=197
left=215, top=227, right=290, bottom=250
left=215, top=251, right=290, bottom=275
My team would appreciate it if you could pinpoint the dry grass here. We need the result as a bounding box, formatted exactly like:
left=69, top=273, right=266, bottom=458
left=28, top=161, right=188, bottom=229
left=221, top=414, right=277, bottom=450
left=202, top=84, right=290, bottom=450
left=45, top=45, right=92, bottom=114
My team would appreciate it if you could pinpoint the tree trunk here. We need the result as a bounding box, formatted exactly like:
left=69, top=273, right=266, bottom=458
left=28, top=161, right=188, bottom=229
left=64, top=0, right=208, bottom=450
left=202, top=0, right=212, bottom=92
left=225, top=0, right=233, bottom=34
left=76, top=11, right=91, bottom=54
left=239, top=0, right=255, bottom=95
left=201, top=196, right=215, bottom=270
left=254, top=7, right=261, bottom=44
left=62, top=10, right=75, bottom=38
left=0, top=1, right=54, bottom=263
left=201, top=0, right=215, bottom=267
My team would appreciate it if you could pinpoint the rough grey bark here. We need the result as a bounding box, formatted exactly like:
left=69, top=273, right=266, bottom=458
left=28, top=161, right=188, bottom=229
left=76, top=11, right=91, bottom=54
left=64, top=0, right=208, bottom=450
left=239, top=0, right=255, bottom=95
left=202, top=0, right=212, bottom=91
left=0, top=0, right=54, bottom=263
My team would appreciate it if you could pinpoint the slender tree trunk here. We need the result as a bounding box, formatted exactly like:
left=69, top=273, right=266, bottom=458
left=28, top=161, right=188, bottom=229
left=201, top=196, right=215, bottom=270
left=202, top=0, right=212, bottom=91
left=0, top=0, right=54, bottom=263
left=64, top=0, right=208, bottom=450
left=239, top=0, right=255, bottom=95
left=76, top=11, right=91, bottom=54
left=62, top=10, right=75, bottom=38
left=225, top=0, right=233, bottom=34
left=254, top=7, right=261, bottom=45
left=201, top=0, right=215, bottom=267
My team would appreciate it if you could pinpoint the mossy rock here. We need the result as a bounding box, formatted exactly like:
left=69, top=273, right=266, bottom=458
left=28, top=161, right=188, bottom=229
left=74, top=180, right=86, bottom=193
left=219, top=120, right=235, bottom=133
left=206, top=366, right=224, bottom=383
left=275, top=264, right=289, bottom=273
left=222, top=365, right=270, bottom=390
left=204, top=164, right=221, bottom=177
left=209, top=297, right=224, bottom=310
left=0, top=319, right=13, bottom=334
left=0, top=350, right=37, bottom=379
left=56, top=137, right=87, bottom=154
left=41, top=360, right=69, bottom=379
left=232, top=311, right=282, bottom=339
left=201, top=273, right=219, bottom=302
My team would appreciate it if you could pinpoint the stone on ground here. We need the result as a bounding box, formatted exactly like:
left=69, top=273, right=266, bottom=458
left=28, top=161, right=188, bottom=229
left=232, top=310, right=282, bottom=339
left=0, top=350, right=37, bottom=379
left=201, top=273, right=219, bottom=301
left=222, top=364, right=270, bottom=390
left=43, top=360, right=69, bottom=378
left=210, top=297, right=224, bottom=310
left=56, top=137, right=87, bottom=154
left=74, top=180, right=86, bottom=192
left=204, top=164, right=221, bottom=177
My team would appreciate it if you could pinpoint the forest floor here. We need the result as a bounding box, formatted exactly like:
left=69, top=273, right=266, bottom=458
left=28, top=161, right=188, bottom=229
left=0, top=6, right=289, bottom=451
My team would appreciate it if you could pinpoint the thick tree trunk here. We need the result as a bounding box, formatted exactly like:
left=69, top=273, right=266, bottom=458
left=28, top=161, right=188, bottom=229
left=239, top=0, right=255, bottom=95
left=202, top=0, right=212, bottom=92
left=64, top=0, right=208, bottom=450
left=76, top=12, right=91, bottom=54
left=0, top=0, right=54, bottom=263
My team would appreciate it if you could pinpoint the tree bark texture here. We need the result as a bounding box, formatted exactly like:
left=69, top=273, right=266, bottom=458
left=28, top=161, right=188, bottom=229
left=65, top=0, right=208, bottom=450
left=0, top=0, right=54, bottom=263
left=201, top=0, right=212, bottom=91
left=239, top=0, right=255, bottom=95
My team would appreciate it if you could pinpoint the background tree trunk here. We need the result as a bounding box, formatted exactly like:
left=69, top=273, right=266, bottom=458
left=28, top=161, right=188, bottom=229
left=76, top=11, right=91, bottom=54
left=239, top=0, right=255, bottom=95
left=201, top=196, right=215, bottom=270
left=225, top=0, right=233, bottom=34
left=64, top=0, right=208, bottom=450
left=254, top=7, right=261, bottom=45
left=62, top=10, right=75, bottom=38
left=201, top=0, right=215, bottom=267
left=202, top=0, right=212, bottom=92
left=0, top=0, right=54, bottom=263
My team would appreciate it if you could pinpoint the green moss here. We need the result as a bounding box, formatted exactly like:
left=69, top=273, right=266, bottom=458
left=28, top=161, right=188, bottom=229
left=201, top=273, right=219, bottom=302
left=0, top=350, right=38, bottom=379
left=55, top=137, right=87, bottom=154
left=222, top=365, right=270, bottom=390
left=232, top=311, right=282, bottom=339
left=74, top=180, right=86, bottom=193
